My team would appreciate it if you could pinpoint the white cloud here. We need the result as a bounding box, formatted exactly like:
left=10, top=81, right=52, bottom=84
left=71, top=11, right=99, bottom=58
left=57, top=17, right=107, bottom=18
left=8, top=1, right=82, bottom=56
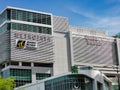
left=89, top=17, right=120, bottom=35
left=68, top=6, right=120, bottom=35
left=70, top=8, right=98, bottom=19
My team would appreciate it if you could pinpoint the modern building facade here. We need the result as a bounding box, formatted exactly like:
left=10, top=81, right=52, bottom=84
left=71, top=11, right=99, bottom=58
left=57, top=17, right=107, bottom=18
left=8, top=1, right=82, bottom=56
left=0, top=6, right=120, bottom=89
left=15, top=70, right=112, bottom=90
left=0, top=6, right=55, bottom=86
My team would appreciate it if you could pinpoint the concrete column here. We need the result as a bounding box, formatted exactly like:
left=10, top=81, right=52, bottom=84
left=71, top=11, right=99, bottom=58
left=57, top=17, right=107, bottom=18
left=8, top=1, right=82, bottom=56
left=69, top=31, right=74, bottom=66
left=31, top=62, right=34, bottom=67
left=5, top=63, right=7, bottom=67
left=19, top=62, right=22, bottom=66
left=93, top=80, right=97, bottom=90
left=116, top=38, right=120, bottom=65
left=32, top=68, right=36, bottom=83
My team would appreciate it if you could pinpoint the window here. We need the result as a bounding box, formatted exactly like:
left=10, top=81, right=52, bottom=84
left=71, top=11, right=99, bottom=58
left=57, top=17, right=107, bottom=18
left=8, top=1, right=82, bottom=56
left=11, top=9, right=51, bottom=25
left=22, top=62, right=31, bottom=66
left=17, top=10, right=22, bottom=20
left=0, top=10, right=7, bottom=25
left=11, top=23, right=52, bottom=34
left=0, top=23, right=10, bottom=33
left=104, top=80, right=110, bottom=90
left=11, top=9, right=17, bottom=20
left=46, top=15, right=51, bottom=25
left=10, top=69, right=31, bottom=87
left=7, top=9, right=11, bottom=20
left=97, top=82, right=102, bottom=90
left=28, top=12, right=33, bottom=22
left=34, top=63, right=53, bottom=67
left=36, top=73, right=51, bottom=80
left=10, top=61, right=19, bottom=66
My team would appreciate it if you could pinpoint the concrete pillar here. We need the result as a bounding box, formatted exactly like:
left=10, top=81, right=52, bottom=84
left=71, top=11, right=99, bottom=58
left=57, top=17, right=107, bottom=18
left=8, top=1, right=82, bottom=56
left=31, top=62, right=34, bottom=67
left=32, top=68, right=36, bottom=83
left=69, top=31, right=74, bottom=66
left=19, top=62, right=22, bottom=66
left=93, top=80, right=97, bottom=90
left=5, top=63, right=7, bottom=67
left=116, top=38, right=120, bottom=65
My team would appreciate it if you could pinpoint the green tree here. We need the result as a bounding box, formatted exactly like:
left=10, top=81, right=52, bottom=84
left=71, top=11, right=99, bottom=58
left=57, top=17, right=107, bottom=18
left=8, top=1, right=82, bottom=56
left=117, top=33, right=120, bottom=38
left=0, top=76, right=15, bottom=90
left=71, top=65, right=78, bottom=74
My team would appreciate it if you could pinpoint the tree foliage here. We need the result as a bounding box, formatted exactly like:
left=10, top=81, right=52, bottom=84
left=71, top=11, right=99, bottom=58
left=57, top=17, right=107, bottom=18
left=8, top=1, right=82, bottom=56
left=0, top=76, right=15, bottom=90
left=71, top=66, right=78, bottom=74
left=117, top=33, right=120, bottom=38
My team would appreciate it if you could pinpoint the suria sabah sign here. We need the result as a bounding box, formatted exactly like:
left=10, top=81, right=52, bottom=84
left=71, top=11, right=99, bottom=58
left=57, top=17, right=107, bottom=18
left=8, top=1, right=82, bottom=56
left=14, top=31, right=53, bottom=50
left=14, top=32, right=52, bottom=42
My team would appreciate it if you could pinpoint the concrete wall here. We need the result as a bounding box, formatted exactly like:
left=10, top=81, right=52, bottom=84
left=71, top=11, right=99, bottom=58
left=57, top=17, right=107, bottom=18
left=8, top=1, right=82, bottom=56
left=53, top=32, right=71, bottom=75
left=69, top=26, right=118, bottom=66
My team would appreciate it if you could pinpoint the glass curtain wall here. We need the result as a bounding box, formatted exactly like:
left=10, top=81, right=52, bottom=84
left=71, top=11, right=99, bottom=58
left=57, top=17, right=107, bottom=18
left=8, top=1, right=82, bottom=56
left=36, top=73, right=51, bottom=80
left=0, top=9, right=11, bottom=25
left=45, top=74, right=93, bottom=90
left=11, top=9, right=51, bottom=25
left=11, top=23, right=52, bottom=34
left=10, top=69, right=31, bottom=87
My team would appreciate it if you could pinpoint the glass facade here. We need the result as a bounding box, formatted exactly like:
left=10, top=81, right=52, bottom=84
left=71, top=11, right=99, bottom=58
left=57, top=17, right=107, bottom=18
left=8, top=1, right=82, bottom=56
left=2, top=68, right=31, bottom=87
left=2, top=69, right=10, bottom=78
left=11, top=9, right=51, bottom=25
left=0, top=9, right=11, bottom=25
left=36, top=73, right=51, bottom=80
left=11, top=23, right=52, bottom=34
left=10, top=69, right=31, bottom=87
left=45, top=74, right=93, bottom=90
left=97, top=82, right=102, bottom=90
left=112, top=85, right=118, bottom=90
left=0, top=8, right=52, bottom=34
left=0, top=10, right=7, bottom=25
left=0, top=23, right=10, bottom=33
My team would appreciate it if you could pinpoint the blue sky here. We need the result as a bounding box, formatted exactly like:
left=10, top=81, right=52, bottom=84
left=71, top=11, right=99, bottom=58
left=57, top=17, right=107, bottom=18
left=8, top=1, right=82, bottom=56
left=0, top=0, right=120, bottom=35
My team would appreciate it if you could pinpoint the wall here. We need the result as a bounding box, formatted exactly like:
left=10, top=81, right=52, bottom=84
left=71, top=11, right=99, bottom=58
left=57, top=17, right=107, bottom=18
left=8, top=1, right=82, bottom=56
left=10, top=30, right=55, bottom=63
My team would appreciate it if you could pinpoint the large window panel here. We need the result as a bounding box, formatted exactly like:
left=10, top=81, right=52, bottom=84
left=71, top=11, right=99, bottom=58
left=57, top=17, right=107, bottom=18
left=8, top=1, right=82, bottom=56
left=46, top=15, right=51, bottom=25
left=0, top=10, right=7, bottom=25
left=11, top=9, right=17, bottom=20
left=36, top=73, right=51, bottom=80
left=11, top=23, right=52, bottom=34
left=41, top=14, right=46, bottom=24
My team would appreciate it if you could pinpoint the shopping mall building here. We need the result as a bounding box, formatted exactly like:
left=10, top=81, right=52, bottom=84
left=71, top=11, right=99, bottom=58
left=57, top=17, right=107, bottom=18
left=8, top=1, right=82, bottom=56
left=0, top=6, right=120, bottom=89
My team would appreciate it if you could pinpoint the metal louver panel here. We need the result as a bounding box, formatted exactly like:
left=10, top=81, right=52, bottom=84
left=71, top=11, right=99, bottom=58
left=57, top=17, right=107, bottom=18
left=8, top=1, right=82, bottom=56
left=11, top=30, right=55, bottom=63
left=53, top=16, right=68, bottom=32
left=72, top=36, right=117, bottom=65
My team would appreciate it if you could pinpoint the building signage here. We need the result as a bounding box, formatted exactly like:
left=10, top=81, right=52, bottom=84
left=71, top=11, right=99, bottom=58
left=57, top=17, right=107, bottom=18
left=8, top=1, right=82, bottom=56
left=26, top=41, right=37, bottom=49
left=16, top=39, right=37, bottom=50
left=16, top=40, right=26, bottom=49
left=85, top=36, right=103, bottom=46
left=14, top=32, right=52, bottom=42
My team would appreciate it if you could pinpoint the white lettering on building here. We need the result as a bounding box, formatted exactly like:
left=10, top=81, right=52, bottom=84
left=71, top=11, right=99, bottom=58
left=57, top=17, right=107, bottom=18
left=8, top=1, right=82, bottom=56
left=14, top=32, right=52, bottom=42
left=85, top=36, right=103, bottom=46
